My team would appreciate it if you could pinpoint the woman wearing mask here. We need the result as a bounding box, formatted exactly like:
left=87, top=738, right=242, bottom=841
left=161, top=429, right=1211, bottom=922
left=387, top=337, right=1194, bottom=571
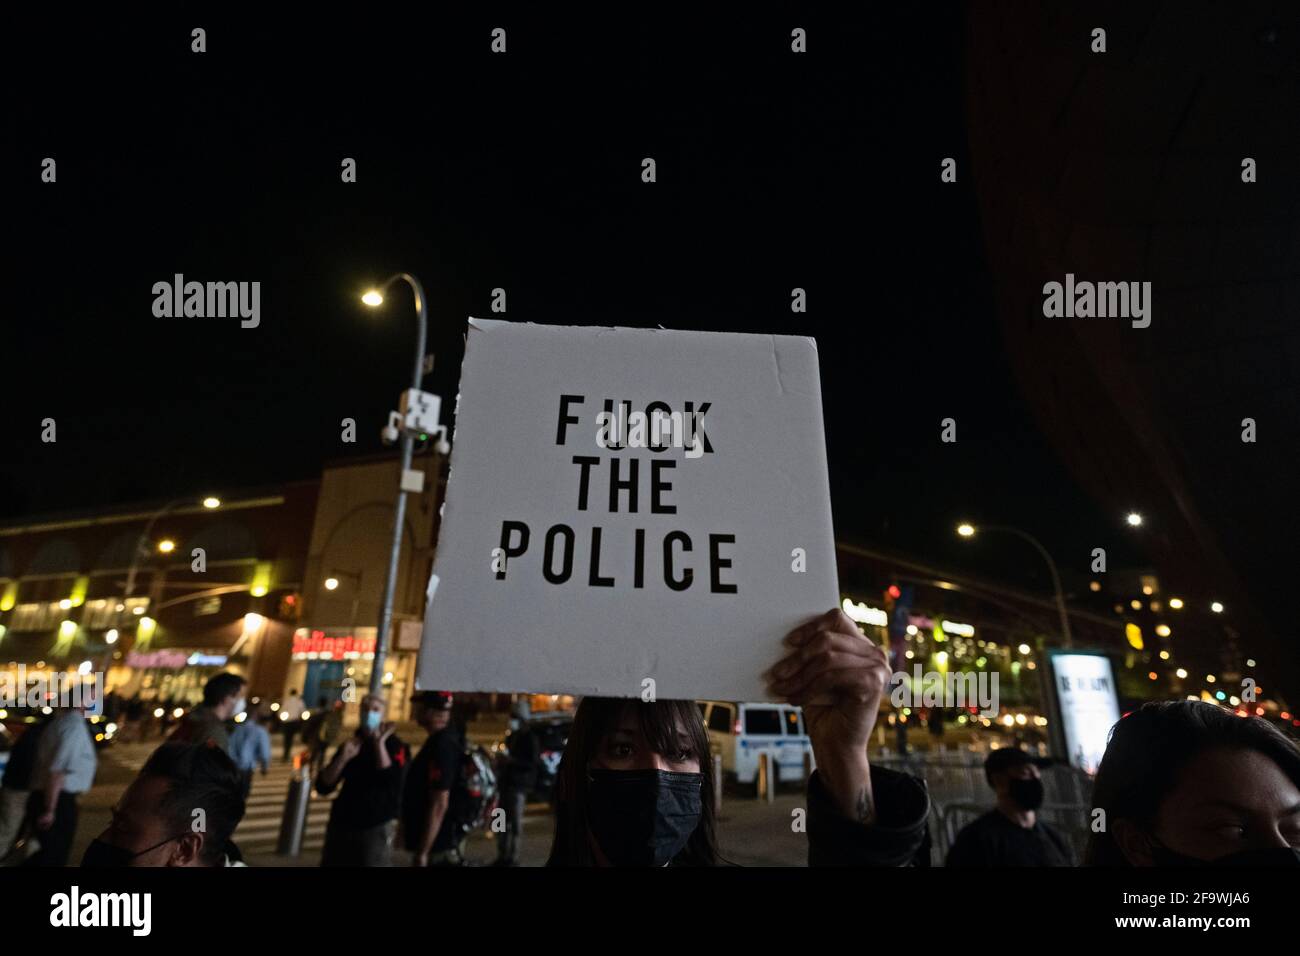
left=1085, top=700, right=1300, bottom=866
left=547, top=608, right=932, bottom=866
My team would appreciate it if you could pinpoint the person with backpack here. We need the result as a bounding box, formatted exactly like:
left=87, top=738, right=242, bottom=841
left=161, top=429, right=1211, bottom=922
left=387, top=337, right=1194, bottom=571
left=402, top=691, right=467, bottom=867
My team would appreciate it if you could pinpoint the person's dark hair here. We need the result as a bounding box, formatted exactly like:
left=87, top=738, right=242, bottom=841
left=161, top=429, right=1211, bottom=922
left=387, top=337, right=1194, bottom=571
left=547, top=697, right=720, bottom=866
left=1085, top=700, right=1300, bottom=866
left=139, top=742, right=247, bottom=866
left=202, top=673, right=246, bottom=708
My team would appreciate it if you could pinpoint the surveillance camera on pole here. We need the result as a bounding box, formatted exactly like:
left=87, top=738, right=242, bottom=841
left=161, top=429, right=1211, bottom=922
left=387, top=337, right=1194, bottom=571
left=380, top=388, right=450, bottom=453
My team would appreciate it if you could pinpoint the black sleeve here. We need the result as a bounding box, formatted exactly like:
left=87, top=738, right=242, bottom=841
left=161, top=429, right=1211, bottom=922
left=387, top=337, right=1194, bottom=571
left=944, top=822, right=981, bottom=867
left=806, top=765, right=931, bottom=867
left=429, top=735, right=459, bottom=793
left=1046, top=823, right=1078, bottom=867
left=517, top=731, right=540, bottom=767
left=314, top=745, right=348, bottom=795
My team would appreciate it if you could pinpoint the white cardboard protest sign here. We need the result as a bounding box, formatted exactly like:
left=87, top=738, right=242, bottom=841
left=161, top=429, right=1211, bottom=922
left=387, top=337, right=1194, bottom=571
left=418, top=318, right=839, bottom=702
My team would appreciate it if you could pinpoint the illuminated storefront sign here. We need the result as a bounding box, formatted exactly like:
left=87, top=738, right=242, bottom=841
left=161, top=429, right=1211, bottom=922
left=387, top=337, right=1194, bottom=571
left=187, top=653, right=228, bottom=667
left=291, top=629, right=377, bottom=660
left=126, top=651, right=188, bottom=670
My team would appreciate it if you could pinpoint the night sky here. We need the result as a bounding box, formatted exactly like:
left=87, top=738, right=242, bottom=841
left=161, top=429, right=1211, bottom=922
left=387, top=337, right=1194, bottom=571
left=1, top=7, right=1216, bottom=609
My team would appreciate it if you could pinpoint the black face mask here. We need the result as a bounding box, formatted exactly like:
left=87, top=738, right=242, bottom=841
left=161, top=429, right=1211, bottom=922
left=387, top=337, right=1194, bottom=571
left=81, top=834, right=182, bottom=868
left=1149, top=841, right=1300, bottom=868
left=587, top=769, right=703, bottom=867
left=1008, top=776, right=1044, bottom=811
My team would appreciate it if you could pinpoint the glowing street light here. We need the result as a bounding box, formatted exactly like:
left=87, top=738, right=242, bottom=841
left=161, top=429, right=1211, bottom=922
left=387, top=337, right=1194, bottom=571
left=1125, top=512, right=1143, bottom=527
left=1168, top=597, right=1184, bottom=610
left=957, top=522, right=1073, bottom=647
left=324, top=577, right=341, bottom=591
left=123, top=495, right=224, bottom=632
left=361, top=289, right=384, bottom=307
left=1210, top=601, right=1224, bottom=613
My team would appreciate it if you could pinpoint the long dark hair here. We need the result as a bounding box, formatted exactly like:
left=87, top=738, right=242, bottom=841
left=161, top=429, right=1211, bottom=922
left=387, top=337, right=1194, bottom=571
left=1084, top=700, right=1300, bottom=865
left=546, top=697, right=721, bottom=866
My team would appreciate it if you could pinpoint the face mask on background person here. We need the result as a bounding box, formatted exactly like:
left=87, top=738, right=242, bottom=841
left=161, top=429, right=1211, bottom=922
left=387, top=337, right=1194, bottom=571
left=82, top=835, right=183, bottom=868
left=365, top=709, right=382, bottom=732
left=509, top=718, right=521, bottom=731
left=1149, top=841, right=1300, bottom=868
left=231, top=697, right=246, bottom=718
left=1008, top=776, right=1045, bottom=811
left=587, top=769, right=703, bottom=866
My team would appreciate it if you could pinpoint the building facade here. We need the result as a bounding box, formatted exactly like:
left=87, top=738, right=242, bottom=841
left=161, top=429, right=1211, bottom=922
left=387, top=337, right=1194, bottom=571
left=0, top=483, right=319, bottom=709
left=291, top=448, right=446, bottom=723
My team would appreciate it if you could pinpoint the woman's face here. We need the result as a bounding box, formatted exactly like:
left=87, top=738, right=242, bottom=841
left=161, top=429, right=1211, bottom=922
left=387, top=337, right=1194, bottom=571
left=1132, top=747, right=1300, bottom=864
left=590, top=716, right=701, bottom=774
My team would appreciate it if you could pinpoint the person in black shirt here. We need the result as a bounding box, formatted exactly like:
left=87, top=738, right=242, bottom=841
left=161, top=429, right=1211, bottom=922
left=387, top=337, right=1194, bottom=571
left=316, top=694, right=409, bottom=867
left=946, top=747, right=1075, bottom=866
left=495, top=701, right=540, bottom=866
left=401, top=691, right=463, bottom=866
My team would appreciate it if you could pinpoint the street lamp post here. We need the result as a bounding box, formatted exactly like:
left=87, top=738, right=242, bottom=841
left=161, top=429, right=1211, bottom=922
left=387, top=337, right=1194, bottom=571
left=117, top=496, right=222, bottom=660
left=958, top=523, right=1074, bottom=648
left=361, top=273, right=429, bottom=702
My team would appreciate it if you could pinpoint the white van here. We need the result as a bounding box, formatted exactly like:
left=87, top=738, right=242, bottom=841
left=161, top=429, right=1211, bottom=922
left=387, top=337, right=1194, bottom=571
left=698, top=701, right=812, bottom=790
